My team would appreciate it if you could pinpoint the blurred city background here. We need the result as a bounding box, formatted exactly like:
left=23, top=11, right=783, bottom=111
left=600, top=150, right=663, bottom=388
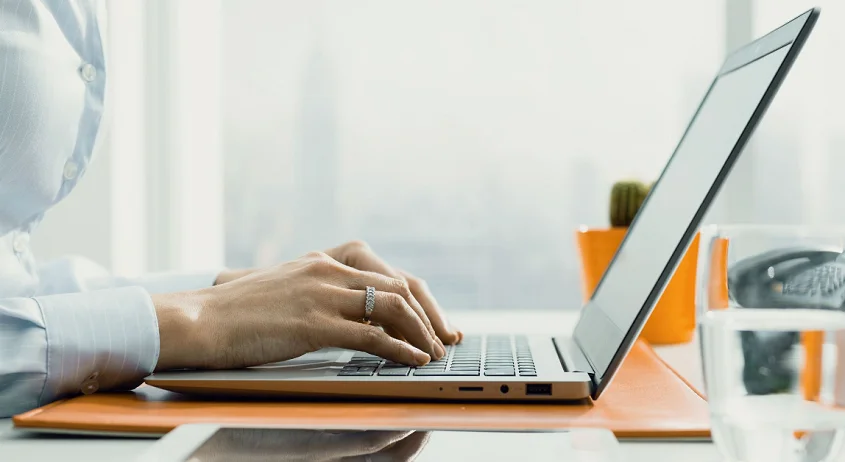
left=33, top=0, right=845, bottom=311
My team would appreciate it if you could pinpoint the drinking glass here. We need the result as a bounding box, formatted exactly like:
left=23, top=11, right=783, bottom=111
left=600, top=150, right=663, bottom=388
left=696, top=225, right=845, bottom=462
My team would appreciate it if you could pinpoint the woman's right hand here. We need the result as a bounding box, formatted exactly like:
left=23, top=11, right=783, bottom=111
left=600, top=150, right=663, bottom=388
left=151, top=251, right=446, bottom=372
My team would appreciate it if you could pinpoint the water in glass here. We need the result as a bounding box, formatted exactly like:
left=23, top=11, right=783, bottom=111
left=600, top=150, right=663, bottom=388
left=701, top=308, right=845, bottom=462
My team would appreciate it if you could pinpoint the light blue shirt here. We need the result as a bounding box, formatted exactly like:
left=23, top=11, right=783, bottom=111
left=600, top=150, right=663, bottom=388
left=0, top=0, right=218, bottom=418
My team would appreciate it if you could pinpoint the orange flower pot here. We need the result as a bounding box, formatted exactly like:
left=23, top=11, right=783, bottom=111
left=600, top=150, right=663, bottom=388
left=575, top=228, right=699, bottom=345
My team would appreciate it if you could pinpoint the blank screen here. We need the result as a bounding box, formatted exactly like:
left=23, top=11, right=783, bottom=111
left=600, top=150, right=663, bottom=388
left=579, top=44, right=791, bottom=378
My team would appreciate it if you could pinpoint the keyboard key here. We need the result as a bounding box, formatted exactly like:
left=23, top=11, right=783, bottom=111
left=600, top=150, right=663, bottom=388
left=485, top=370, right=515, bottom=376
left=337, top=334, right=536, bottom=380
left=339, top=370, right=376, bottom=376
left=378, top=367, right=411, bottom=376
left=413, top=370, right=480, bottom=376
left=519, top=372, right=537, bottom=377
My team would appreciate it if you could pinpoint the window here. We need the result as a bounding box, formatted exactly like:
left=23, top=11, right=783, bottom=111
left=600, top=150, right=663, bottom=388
left=220, top=1, right=723, bottom=310
left=746, top=0, right=845, bottom=226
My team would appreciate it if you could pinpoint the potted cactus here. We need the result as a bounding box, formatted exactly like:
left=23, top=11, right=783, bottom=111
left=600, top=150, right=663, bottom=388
left=575, top=179, right=698, bottom=345
left=609, top=180, right=651, bottom=228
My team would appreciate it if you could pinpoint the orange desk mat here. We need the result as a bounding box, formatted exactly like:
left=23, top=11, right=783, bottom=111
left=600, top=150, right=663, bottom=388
left=12, top=341, right=710, bottom=439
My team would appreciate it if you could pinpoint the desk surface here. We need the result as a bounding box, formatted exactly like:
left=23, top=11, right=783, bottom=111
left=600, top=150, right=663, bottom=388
left=0, top=310, right=720, bottom=462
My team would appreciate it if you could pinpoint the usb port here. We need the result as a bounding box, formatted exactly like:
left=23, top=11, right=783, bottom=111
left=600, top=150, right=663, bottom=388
left=526, top=384, right=552, bottom=396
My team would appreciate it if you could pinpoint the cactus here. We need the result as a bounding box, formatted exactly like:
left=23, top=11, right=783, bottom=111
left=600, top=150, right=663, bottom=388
left=609, top=180, right=650, bottom=227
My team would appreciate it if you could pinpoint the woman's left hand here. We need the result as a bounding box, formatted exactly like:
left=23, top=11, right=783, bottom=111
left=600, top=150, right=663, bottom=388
left=213, top=240, right=463, bottom=346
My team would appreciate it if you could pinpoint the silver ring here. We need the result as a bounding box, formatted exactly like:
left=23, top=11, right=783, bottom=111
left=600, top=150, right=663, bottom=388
left=363, top=286, right=376, bottom=324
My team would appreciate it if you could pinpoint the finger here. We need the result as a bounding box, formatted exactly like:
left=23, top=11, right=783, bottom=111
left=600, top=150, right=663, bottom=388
left=327, top=285, right=440, bottom=359
left=331, top=244, right=444, bottom=353
left=398, top=270, right=461, bottom=345
left=341, top=288, right=440, bottom=359
left=383, top=325, right=406, bottom=343
left=332, top=321, right=430, bottom=366
left=338, top=270, right=444, bottom=357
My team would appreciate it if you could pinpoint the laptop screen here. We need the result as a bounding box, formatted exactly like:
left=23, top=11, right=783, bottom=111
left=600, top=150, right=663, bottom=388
left=572, top=10, right=817, bottom=396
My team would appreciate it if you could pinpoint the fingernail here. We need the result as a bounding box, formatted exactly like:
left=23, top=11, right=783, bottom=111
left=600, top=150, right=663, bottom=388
left=434, top=340, right=446, bottom=358
left=408, top=345, right=430, bottom=365
left=429, top=339, right=442, bottom=359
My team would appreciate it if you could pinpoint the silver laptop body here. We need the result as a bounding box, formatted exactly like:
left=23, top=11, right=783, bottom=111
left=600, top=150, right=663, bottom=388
left=146, top=9, right=818, bottom=402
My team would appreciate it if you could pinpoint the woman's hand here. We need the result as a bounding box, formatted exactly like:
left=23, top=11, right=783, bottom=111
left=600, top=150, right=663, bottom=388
left=213, top=240, right=463, bottom=346
left=153, top=251, right=446, bottom=372
left=324, top=241, right=463, bottom=345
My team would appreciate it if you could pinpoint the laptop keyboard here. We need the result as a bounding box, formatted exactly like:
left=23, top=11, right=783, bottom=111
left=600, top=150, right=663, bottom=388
left=338, top=335, right=537, bottom=377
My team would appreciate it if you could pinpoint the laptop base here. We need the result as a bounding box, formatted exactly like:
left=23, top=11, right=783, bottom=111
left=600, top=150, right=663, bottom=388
left=145, top=335, right=592, bottom=402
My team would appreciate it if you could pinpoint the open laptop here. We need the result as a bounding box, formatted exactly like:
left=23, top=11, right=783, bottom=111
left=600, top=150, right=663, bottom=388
left=146, top=8, right=819, bottom=402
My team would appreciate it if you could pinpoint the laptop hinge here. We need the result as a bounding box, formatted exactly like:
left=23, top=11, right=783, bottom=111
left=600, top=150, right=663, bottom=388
left=552, top=336, right=596, bottom=380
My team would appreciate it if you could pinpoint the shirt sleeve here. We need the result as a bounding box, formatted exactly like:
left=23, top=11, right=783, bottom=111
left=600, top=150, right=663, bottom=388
left=0, top=287, right=158, bottom=418
left=0, top=257, right=223, bottom=418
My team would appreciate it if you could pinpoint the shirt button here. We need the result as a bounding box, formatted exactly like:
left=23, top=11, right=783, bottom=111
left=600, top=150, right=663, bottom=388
left=63, top=160, right=79, bottom=180
left=81, top=372, right=100, bottom=395
left=79, top=63, right=97, bottom=82
left=12, top=233, right=29, bottom=253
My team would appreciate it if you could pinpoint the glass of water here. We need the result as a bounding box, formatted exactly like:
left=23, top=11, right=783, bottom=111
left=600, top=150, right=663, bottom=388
left=696, top=225, right=845, bottom=462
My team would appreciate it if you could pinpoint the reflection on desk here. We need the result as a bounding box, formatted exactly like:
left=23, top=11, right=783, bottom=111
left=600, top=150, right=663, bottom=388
left=138, top=426, right=622, bottom=462
left=193, top=428, right=428, bottom=461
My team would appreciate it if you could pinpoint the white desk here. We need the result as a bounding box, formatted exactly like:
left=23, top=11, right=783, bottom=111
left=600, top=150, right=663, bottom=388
left=0, top=311, right=720, bottom=461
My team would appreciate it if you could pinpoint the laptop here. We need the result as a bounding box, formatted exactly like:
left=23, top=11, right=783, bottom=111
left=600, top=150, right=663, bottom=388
left=146, top=8, right=819, bottom=402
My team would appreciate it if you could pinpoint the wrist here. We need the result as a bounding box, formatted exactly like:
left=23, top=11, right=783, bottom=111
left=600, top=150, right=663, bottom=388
left=152, top=289, right=212, bottom=371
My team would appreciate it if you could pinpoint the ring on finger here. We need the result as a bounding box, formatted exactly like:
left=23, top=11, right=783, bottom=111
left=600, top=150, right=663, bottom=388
left=362, top=286, right=376, bottom=324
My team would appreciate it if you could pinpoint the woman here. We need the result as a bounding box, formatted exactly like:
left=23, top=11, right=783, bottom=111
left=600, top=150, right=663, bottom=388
left=0, top=0, right=460, bottom=418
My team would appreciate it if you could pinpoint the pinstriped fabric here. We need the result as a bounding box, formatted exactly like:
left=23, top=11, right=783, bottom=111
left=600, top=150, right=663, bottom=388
left=0, top=1, right=218, bottom=419
left=34, top=287, right=159, bottom=406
